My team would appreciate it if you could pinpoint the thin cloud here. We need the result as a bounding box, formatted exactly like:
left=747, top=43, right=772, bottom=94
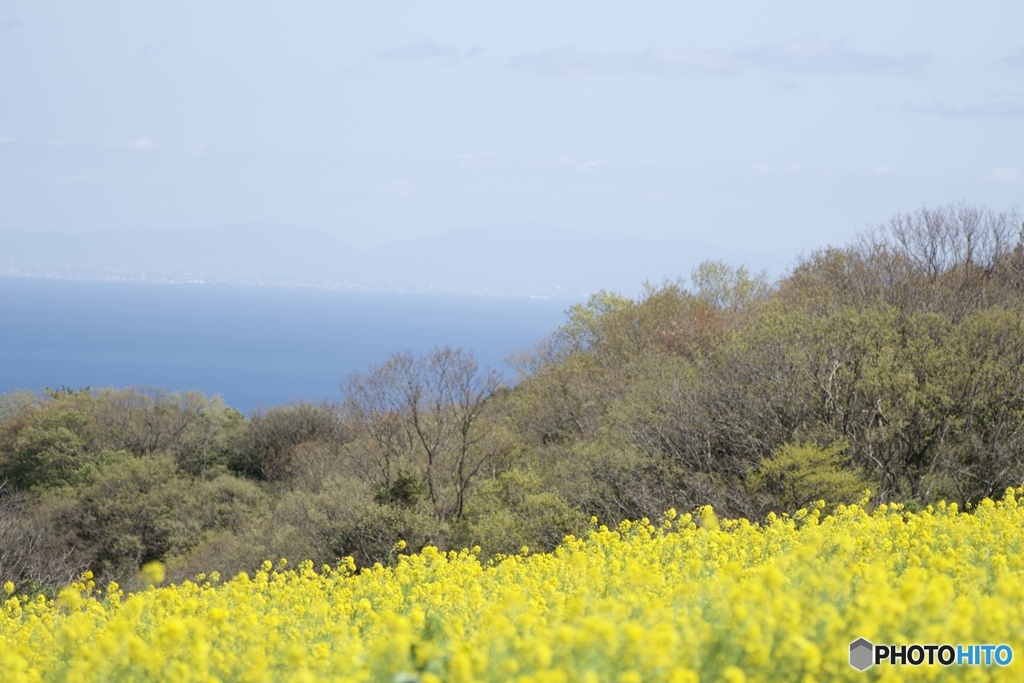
left=751, top=163, right=802, bottom=176
left=457, top=47, right=485, bottom=63
left=143, top=42, right=172, bottom=55
left=376, top=180, right=419, bottom=197
left=1004, top=48, right=1024, bottom=68
left=457, top=154, right=497, bottom=169
left=508, top=47, right=734, bottom=78
left=992, top=167, right=1024, bottom=186
left=58, top=174, right=91, bottom=185
left=536, top=156, right=574, bottom=168
left=733, top=39, right=929, bottom=76
left=131, top=138, right=157, bottom=150
left=379, top=40, right=482, bottom=65
left=904, top=101, right=1024, bottom=118
left=872, top=165, right=915, bottom=179
left=0, top=135, right=13, bottom=143
left=0, top=18, right=25, bottom=31
left=508, top=39, right=928, bottom=78
left=534, top=156, right=608, bottom=170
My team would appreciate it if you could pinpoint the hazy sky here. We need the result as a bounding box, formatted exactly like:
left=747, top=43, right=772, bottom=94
left=1, top=1, right=1022, bottom=259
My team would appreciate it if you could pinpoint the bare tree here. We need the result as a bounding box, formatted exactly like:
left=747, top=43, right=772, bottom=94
left=0, top=480, right=91, bottom=589
left=341, top=347, right=501, bottom=520
left=857, top=203, right=1022, bottom=319
left=877, top=203, right=1017, bottom=276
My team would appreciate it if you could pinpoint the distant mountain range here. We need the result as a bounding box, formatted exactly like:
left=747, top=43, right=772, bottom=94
left=0, top=223, right=786, bottom=298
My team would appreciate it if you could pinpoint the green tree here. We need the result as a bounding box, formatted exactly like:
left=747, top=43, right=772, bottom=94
left=228, top=401, right=344, bottom=481
left=458, top=470, right=583, bottom=558
left=3, top=410, right=96, bottom=489
left=747, top=441, right=872, bottom=513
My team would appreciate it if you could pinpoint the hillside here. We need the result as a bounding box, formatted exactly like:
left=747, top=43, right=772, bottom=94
left=1, top=203, right=1022, bottom=595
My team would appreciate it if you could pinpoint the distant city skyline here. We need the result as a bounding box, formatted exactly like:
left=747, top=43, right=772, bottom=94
left=1, top=2, right=1022, bottom=262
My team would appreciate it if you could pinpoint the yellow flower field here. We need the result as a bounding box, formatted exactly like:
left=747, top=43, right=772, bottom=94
left=4, top=490, right=1024, bottom=682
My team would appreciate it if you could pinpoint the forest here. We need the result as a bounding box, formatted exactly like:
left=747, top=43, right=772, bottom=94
left=2, top=202, right=1023, bottom=594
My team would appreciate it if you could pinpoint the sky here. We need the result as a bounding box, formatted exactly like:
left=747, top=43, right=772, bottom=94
left=1, top=1, right=1022, bottom=261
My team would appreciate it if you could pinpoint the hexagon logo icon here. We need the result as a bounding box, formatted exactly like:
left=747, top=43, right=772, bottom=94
left=850, top=638, right=874, bottom=671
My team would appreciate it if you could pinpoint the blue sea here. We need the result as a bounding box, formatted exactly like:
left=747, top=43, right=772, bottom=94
left=0, top=278, right=574, bottom=414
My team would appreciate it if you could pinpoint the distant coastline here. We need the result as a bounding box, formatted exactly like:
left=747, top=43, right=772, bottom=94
left=0, top=223, right=784, bottom=300
left=0, top=271, right=577, bottom=299
left=0, top=277, right=572, bottom=413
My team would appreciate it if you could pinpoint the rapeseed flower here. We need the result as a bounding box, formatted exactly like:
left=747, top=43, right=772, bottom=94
left=5, top=488, right=1024, bottom=680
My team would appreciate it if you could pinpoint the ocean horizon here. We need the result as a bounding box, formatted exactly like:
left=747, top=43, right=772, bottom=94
left=0, top=277, right=575, bottom=414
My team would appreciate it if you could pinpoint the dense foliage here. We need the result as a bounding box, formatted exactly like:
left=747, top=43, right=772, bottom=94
left=5, top=490, right=1024, bottom=681
left=2, top=202, right=1024, bottom=593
